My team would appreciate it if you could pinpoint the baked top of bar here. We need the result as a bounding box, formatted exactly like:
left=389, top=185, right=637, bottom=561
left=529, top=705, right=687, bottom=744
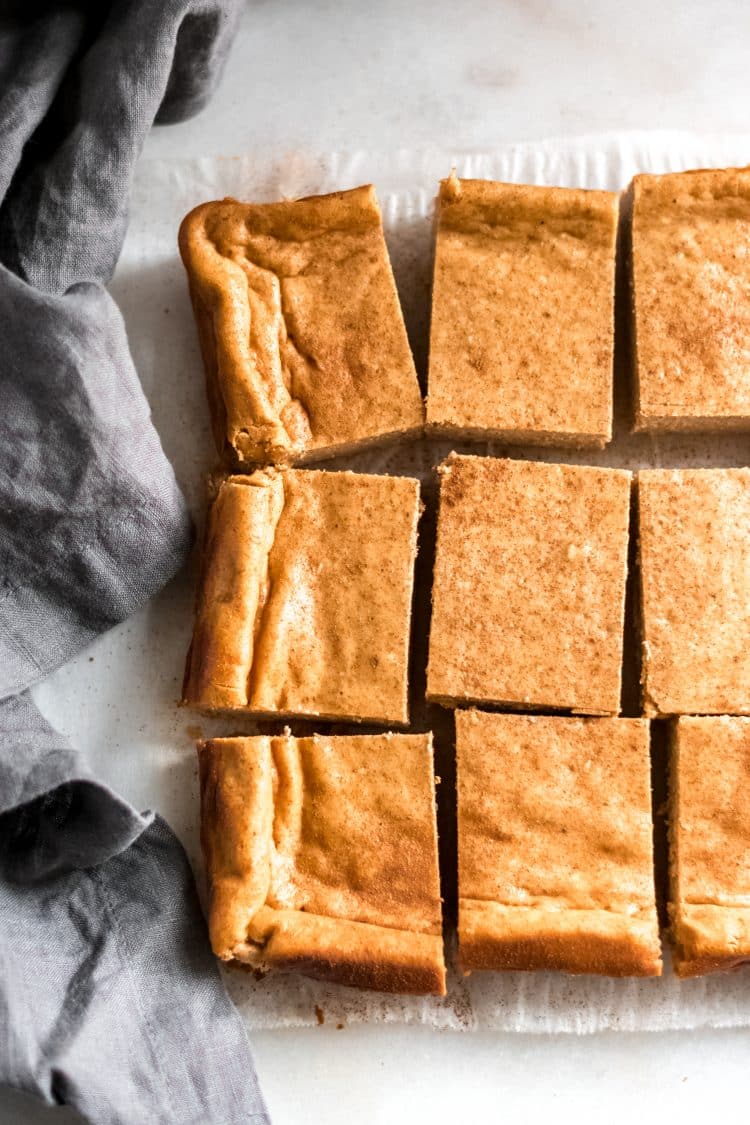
left=456, top=710, right=661, bottom=976
left=638, top=468, right=750, bottom=716
left=632, top=165, right=750, bottom=429
left=179, top=184, right=424, bottom=465
left=199, top=732, right=446, bottom=995
left=427, top=175, right=618, bottom=447
left=670, top=716, right=750, bottom=976
left=426, top=453, right=631, bottom=716
left=182, top=467, right=420, bottom=724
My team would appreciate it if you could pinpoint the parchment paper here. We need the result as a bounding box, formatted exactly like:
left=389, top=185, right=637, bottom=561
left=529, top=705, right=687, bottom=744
left=34, top=131, right=750, bottom=1032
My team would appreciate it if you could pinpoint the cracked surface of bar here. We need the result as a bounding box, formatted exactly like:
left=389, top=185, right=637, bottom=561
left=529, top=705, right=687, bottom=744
left=669, top=717, right=750, bottom=977
left=198, top=732, right=446, bottom=994
left=427, top=175, right=618, bottom=448
left=457, top=711, right=662, bottom=977
left=427, top=454, right=631, bottom=715
left=182, top=468, right=420, bottom=724
left=179, top=184, right=424, bottom=465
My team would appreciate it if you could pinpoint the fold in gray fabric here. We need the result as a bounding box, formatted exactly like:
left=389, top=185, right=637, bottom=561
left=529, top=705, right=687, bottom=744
left=0, top=694, right=152, bottom=882
left=0, top=2, right=269, bottom=1121
left=1, top=811, right=268, bottom=1125
left=0, top=270, right=192, bottom=700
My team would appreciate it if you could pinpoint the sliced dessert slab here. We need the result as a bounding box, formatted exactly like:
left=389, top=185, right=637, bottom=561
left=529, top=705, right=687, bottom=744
left=199, top=731, right=446, bottom=994
left=426, top=454, right=631, bottom=716
left=631, top=165, right=750, bottom=431
left=179, top=184, right=424, bottom=465
left=638, top=468, right=750, bottom=716
left=183, top=468, right=420, bottom=725
left=669, top=716, right=750, bottom=976
left=457, top=710, right=662, bottom=977
left=427, top=175, right=619, bottom=448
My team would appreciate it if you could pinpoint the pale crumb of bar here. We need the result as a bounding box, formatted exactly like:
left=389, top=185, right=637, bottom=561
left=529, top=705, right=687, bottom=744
left=427, top=177, right=618, bottom=448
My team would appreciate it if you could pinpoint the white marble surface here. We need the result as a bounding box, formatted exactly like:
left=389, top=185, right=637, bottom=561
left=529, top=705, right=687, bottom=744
left=7, top=1, right=750, bottom=1122
left=145, top=0, right=750, bottom=159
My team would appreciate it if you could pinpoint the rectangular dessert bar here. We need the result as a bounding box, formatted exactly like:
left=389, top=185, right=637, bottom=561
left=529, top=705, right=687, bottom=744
left=183, top=467, right=420, bottom=725
left=426, top=454, right=631, bottom=716
left=457, top=710, right=662, bottom=977
left=637, top=468, right=750, bottom=716
left=669, top=717, right=750, bottom=976
left=427, top=175, right=619, bottom=448
left=199, top=732, right=446, bottom=995
left=631, top=166, right=750, bottom=431
left=179, top=184, right=424, bottom=466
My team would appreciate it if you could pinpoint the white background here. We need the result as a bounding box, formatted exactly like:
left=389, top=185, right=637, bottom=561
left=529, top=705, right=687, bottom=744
left=6, top=1, right=750, bottom=1121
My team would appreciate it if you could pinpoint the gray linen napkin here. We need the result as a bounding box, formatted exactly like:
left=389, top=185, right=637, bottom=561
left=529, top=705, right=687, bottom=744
left=0, top=3, right=269, bottom=1122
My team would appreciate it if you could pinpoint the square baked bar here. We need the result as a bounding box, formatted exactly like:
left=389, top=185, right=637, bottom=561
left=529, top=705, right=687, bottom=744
left=631, top=166, right=750, bottom=431
left=182, top=468, right=420, bottom=724
left=669, top=717, right=750, bottom=976
left=427, top=175, right=619, bottom=448
left=179, top=184, right=424, bottom=465
left=457, top=710, right=661, bottom=976
left=199, top=732, right=446, bottom=994
left=426, top=454, right=631, bottom=715
left=638, top=468, right=750, bottom=716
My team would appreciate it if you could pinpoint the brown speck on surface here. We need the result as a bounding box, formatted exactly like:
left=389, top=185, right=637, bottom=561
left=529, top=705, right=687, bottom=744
left=336, top=1023, right=344, bottom=1030
left=466, top=62, right=520, bottom=90
left=314, top=1005, right=325, bottom=1026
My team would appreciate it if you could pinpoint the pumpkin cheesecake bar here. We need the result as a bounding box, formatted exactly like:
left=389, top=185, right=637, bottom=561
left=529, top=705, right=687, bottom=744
left=457, top=710, right=662, bottom=976
left=183, top=468, right=420, bottom=725
left=638, top=468, right=750, bottom=716
left=199, top=732, right=446, bottom=994
left=669, top=717, right=750, bottom=976
left=631, top=166, right=750, bottom=431
left=179, top=185, right=424, bottom=466
left=427, top=175, right=619, bottom=448
left=426, top=454, right=631, bottom=715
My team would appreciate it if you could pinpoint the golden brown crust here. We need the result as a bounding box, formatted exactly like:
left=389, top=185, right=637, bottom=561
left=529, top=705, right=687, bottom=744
left=460, top=902, right=661, bottom=976
left=198, top=736, right=274, bottom=961
left=456, top=711, right=662, bottom=977
left=670, top=905, right=750, bottom=978
left=426, top=453, right=631, bottom=716
left=178, top=185, right=424, bottom=466
left=631, top=165, right=750, bottom=431
left=242, top=907, right=446, bottom=995
left=670, top=717, right=750, bottom=977
left=183, top=467, right=420, bottom=724
left=182, top=470, right=284, bottom=711
left=198, top=733, right=446, bottom=995
left=637, top=469, right=750, bottom=716
left=427, top=175, right=618, bottom=448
